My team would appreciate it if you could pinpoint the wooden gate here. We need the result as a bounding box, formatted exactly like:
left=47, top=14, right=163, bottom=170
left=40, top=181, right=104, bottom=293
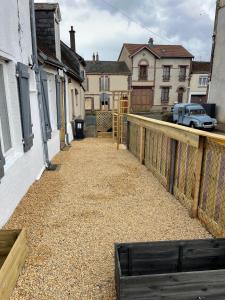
left=131, top=87, right=153, bottom=113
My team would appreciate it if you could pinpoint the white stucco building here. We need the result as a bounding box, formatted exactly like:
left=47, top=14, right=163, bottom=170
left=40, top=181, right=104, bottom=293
left=208, top=0, right=225, bottom=124
left=0, top=1, right=86, bottom=226
left=0, top=0, right=45, bottom=226
left=189, top=61, right=210, bottom=104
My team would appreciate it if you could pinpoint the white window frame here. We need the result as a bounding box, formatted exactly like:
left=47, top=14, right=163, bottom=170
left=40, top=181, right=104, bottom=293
left=0, top=61, right=21, bottom=171
left=0, top=62, right=13, bottom=156
left=199, top=75, right=208, bottom=87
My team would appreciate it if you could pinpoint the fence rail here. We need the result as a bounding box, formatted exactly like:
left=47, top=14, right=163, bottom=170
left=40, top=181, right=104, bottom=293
left=127, top=114, right=225, bottom=237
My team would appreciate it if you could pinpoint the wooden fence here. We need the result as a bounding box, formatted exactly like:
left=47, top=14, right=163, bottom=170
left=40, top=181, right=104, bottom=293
left=127, top=114, right=225, bottom=237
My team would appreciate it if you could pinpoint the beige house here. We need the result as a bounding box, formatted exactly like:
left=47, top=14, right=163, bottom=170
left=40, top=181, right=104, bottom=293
left=85, top=55, right=131, bottom=111
left=189, top=61, right=210, bottom=104
left=208, top=0, right=225, bottom=124
left=118, top=40, right=194, bottom=112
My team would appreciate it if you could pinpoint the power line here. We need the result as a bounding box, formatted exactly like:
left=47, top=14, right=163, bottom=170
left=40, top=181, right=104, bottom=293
left=100, top=0, right=172, bottom=44
left=99, top=0, right=210, bottom=58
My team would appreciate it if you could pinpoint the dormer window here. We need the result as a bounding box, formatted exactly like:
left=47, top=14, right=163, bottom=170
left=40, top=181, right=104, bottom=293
left=139, top=60, right=148, bottom=81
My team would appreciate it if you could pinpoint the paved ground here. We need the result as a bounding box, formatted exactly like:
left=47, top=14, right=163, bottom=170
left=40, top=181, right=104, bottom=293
left=5, top=138, right=210, bottom=300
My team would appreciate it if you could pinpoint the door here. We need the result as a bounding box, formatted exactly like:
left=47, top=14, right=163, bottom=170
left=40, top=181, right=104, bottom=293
left=191, top=95, right=207, bottom=104
left=60, top=79, right=66, bottom=149
left=131, top=87, right=153, bottom=112
left=178, top=107, right=184, bottom=124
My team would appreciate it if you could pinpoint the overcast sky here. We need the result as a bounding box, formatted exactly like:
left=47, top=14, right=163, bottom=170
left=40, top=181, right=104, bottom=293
left=35, top=0, right=216, bottom=61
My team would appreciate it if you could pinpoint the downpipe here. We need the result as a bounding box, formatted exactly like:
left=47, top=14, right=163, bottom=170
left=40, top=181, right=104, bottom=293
left=29, top=0, right=50, bottom=168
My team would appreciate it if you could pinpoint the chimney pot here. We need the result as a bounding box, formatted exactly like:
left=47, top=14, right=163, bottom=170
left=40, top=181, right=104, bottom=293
left=96, top=52, right=99, bottom=62
left=69, top=26, right=76, bottom=52
left=148, top=37, right=154, bottom=46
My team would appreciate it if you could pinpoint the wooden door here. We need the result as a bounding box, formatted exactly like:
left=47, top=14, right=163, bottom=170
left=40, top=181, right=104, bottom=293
left=131, top=87, right=153, bottom=112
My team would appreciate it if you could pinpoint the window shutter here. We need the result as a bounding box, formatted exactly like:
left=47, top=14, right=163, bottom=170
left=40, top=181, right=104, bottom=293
left=105, top=76, right=110, bottom=91
left=99, top=77, right=102, bottom=91
left=17, top=62, right=34, bottom=152
left=40, top=70, right=52, bottom=140
left=0, top=138, right=5, bottom=180
left=55, top=75, right=61, bottom=130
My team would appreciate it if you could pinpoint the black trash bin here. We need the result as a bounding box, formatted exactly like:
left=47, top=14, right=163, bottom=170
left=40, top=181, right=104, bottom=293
left=74, top=119, right=84, bottom=139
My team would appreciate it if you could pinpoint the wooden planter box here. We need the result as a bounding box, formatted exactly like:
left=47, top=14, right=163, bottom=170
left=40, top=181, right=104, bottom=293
left=0, top=229, right=27, bottom=300
left=115, top=239, right=225, bottom=300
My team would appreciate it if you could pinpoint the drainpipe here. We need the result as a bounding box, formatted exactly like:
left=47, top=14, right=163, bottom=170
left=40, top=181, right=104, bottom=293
left=64, top=74, right=70, bottom=145
left=29, top=0, right=50, bottom=167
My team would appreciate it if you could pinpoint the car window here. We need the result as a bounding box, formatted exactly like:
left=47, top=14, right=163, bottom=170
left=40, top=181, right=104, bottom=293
left=189, top=109, right=206, bottom=115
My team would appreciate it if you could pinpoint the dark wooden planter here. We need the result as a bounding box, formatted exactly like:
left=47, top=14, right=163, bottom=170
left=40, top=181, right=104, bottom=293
left=115, top=239, right=225, bottom=300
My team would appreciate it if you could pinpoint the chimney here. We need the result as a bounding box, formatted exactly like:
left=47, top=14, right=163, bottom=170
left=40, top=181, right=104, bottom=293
left=92, top=52, right=95, bottom=63
left=69, top=26, right=76, bottom=52
left=148, top=37, right=154, bottom=46
left=96, top=52, right=99, bottom=62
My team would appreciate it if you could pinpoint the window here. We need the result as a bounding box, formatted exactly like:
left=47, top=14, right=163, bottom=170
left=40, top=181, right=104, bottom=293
left=0, top=64, right=12, bottom=153
left=163, top=66, right=171, bottom=81
left=179, top=66, right=187, bottom=81
left=177, top=87, right=185, bottom=103
left=99, top=76, right=110, bottom=91
left=100, top=93, right=110, bottom=110
left=85, top=97, right=93, bottom=111
left=199, top=76, right=208, bottom=87
left=161, top=87, right=170, bottom=103
left=139, top=65, right=148, bottom=80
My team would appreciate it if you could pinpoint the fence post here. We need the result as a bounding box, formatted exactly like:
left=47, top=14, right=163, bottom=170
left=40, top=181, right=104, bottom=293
left=140, top=126, right=145, bottom=164
left=169, top=139, right=177, bottom=194
left=191, top=136, right=204, bottom=218
left=127, top=121, right=130, bottom=150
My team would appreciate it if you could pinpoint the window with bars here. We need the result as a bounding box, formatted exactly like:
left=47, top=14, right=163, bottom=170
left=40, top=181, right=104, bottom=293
left=99, top=76, right=110, bottom=91
left=161, top=87, right=170, bottom=103
left=179, top=66, right=187, bottom=81
left=199, top=76, right=208, bottom=87
left=139, top=65, right=148, bottom=80
left=0, top=64, right=12, bottom=153
left=163, top=66, right=171, bottom=81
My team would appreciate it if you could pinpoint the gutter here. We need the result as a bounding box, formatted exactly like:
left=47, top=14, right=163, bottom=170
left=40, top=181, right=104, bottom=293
left=29, top=0, right=50, bottom=168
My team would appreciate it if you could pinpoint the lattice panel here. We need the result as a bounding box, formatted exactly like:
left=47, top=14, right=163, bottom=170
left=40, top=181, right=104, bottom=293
left=198, top=139, right=225, bottom=236
left=144, top=129, right=171, bottom=189
left=173, top=142, right=197, bottom=211
left=129, top=123, right=140, bottom=159
left=96, top=111, right=112, bottom=132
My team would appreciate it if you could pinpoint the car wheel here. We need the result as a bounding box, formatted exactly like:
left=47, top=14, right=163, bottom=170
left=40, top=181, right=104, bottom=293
left=190, top=122, right=195, bottom=128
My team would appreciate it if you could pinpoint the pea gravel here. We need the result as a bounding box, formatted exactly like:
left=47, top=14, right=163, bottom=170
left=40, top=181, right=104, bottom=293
left=5, top=138, right=211, bottom=300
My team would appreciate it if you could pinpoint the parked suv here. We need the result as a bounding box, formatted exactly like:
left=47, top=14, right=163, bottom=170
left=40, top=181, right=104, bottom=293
left=173, top=103, right=217, bottom=130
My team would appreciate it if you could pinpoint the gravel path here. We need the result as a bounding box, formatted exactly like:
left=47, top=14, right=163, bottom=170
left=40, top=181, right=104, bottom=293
left=5, top=138, right=210, bottom=300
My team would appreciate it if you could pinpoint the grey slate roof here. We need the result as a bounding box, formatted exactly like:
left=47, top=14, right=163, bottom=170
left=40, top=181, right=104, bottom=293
left=86, top=61, right=131, bottom=75
left=61, top=41, right=84, bottom=82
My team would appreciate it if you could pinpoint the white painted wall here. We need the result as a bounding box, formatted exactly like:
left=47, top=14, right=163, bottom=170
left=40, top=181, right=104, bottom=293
left=208, top=5, right=225, bottom=123
left=46, top=70, right=60, bottom=160
left=0, top=0, right=45, bottom=226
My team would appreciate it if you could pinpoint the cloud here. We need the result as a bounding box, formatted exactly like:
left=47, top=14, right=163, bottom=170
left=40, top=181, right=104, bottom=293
left=35, top=0, right=216, bottom=61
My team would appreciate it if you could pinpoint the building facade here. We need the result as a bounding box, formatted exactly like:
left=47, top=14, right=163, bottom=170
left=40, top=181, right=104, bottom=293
left=0, top=1, right=86, bottom=227
left=208, top=0, right=225, bottom=123
left=85, top=55, right=131, bottom=111
left=118, top=41, right=193, bottom=112
left=0, top=0, right=45, bottom=226
left=189, top=61, right=210, bottom=104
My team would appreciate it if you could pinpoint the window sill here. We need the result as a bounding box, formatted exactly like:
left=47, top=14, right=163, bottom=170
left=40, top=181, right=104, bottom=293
left=4, top=150, right=23, bottom=173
